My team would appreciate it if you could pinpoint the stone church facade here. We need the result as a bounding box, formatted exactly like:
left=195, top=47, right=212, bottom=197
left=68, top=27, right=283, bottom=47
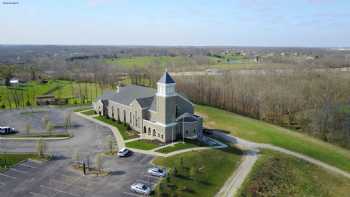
left=93, top=72, right=203, bottom=143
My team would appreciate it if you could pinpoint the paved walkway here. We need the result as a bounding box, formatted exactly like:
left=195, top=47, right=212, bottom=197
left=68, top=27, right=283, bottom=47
left=213, top=131, right=350, bottom=197
left=216, top=150, right=258, bottom=197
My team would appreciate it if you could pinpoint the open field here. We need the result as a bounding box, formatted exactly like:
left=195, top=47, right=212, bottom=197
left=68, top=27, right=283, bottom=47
left=196, top=105, right=350, bottom=173
left=153, top=146, right=243, bottom=197
left=0, top=80, right=104, bottom=109
left=238, top=150, right=350, bottom=197
left=0, top=154, right=39, bottom=172
left=105, top=56, right=218, bottom=69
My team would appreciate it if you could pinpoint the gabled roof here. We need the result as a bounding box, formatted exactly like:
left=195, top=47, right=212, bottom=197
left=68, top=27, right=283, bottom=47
left=158, top=72, right=175, bottom=84
left=136, top=96, right=155, bottom=108
left=99, top=85, right=156, bottom=106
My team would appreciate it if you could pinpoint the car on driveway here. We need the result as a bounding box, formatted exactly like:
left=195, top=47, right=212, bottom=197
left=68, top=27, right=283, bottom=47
left=130, top=182, right=151, bottom=195
left=147, top=167, right=166, bottom=177
left=117, top=148, right=130, bottom=157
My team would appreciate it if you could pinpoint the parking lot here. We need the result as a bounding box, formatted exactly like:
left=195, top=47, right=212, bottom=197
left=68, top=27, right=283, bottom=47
left=0, top=107, right=163, bottom=197
left=0, top=153, right=161, bottom=197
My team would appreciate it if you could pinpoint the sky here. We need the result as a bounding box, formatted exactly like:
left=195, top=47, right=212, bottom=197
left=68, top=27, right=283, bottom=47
left=0, top=0, right=349, bottom=47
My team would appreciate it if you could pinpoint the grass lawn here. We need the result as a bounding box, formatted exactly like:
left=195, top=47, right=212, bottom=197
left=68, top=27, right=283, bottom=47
left=196, top=105, right=350, bottom=173
left=0, top=153, right=40, bottom=172
left=81, top=109, right=96, bottom=116
left=94, top=116, right=139, bottom=140
left=153, top=146, right=243, bottom=197
left=238, top=150, right=350, bottom=197
left=156, top=139, right=207, bottom=154
left=73, top=106, right=92, bottom=112
left=0, top=80, right=105, bottom=109
left=126, top=139, right=162, bottom=150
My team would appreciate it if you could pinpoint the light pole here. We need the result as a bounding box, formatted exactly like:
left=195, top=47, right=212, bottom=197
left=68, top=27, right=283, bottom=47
left=182, top=118, right=184, bottom=144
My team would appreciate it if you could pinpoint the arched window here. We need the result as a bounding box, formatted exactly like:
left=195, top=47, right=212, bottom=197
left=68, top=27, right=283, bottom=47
left=143, top=126, right=147, bottom=133
left=153, top=129, right=156, bottom=136
left=148, top=128, right=151, bottom=135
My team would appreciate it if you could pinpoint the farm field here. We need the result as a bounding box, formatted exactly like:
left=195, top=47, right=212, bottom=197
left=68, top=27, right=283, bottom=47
left=238, top=150, right=350, bottom=197
left=105, top=55, right=219, bottom=70
left=196, top=105, right=350, bottom=173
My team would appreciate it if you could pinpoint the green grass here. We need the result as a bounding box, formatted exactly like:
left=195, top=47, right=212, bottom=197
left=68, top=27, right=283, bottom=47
left=0, top=80, right=104, bottom=109
left=105, top=55, right=219, bottom=70
left=126, top=139, right=162, bottom=150
left=94, top=116, right=139, bottom=140
left=156, top=139, right=207, bottom=153
left=153, top=146, right=243, bottom=197
left=0, top=153, right=40, bottom=172
left=196, top=105, right=350, bottom=173
left=8, top=132, right=72, bottom=138
left=238, top=150, right=350, bottom=197
left=73, top=106, right=93, bottom=112
left=81, top=109, right=96, bottom=116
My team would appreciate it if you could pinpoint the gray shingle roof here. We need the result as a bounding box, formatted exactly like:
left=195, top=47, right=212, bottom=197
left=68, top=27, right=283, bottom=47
left=136, top=96, right=155, bottom=108
left=158, top=72, right=175, bottom=84
left=99, top=85, right=156, bottom=106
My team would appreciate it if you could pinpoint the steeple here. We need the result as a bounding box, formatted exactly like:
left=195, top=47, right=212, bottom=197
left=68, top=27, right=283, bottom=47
left=156, top=72, right=176, bottom=97
left=158, top=71, right=175, bottom=84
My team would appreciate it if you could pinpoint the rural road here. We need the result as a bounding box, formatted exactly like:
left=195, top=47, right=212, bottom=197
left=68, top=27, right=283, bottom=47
left=213, top=131, right=350, bottom=197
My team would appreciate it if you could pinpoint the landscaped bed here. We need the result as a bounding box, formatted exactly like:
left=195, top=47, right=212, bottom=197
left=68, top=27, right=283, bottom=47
left=73, top=106, right=92, bottom=112
left=153, top=146, right=243, bottom=197
left=126, top=139, right=163, bottom=150
left=238, top=150, right=350, bottom=197
left=94, top=116, right=139, bottom=140
left=0, top=154, right=41, bottom=172
left=2, top=132, right=72, bottom=138
left=81, top=109, right=96, bottom=116
left=156, top=139, right=208, bottom=153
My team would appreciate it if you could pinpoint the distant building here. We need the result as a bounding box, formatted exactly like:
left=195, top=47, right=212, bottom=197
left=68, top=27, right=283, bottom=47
left=93, top=72, right=203, bottom=143
left=9, top=78, right=19, bottom=85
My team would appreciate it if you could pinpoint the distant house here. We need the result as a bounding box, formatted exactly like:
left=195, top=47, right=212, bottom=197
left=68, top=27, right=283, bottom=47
left=9, top=78, right=19, bottom=85
left=93, top=72, right=203, bottom=143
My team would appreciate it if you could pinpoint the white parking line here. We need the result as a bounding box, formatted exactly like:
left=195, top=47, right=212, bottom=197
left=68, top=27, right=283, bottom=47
left=123, top=192, right=144, bottom=197
left=0, top=173, right=16, bottom=179
left=40, top=185, right=80, bottom=197
left=19, top=163, right=37, bottom=169
left=10, top=168, right=28, bottom=174
left=29, top=191, right=48, bottom=197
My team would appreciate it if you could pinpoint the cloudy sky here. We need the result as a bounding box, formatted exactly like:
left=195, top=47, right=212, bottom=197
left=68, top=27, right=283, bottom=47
left=0, top=0, right=349, bottom=47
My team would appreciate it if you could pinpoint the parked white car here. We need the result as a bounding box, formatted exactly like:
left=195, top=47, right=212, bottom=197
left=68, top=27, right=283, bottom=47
left=130, top=183, right=151, bottom=195
left=147, top=167, right=166, bottom=177
left=117, top=148, right=130, bottom=157
left=0, top=126, right=15, bottom=134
